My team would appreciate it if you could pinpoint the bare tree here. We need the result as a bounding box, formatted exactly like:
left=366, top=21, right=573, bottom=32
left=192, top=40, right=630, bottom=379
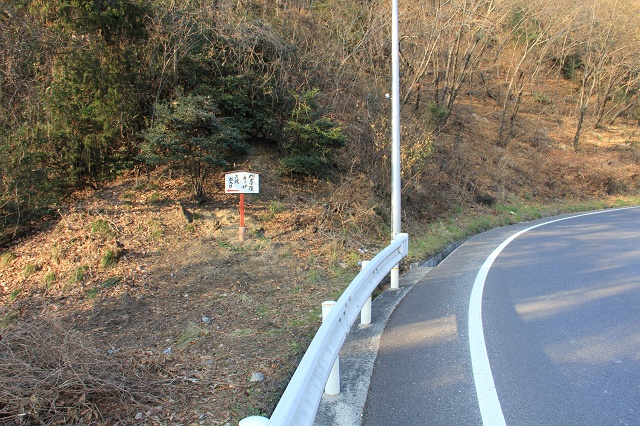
left=591, top=3, right=640, bottom=128
left=494, top=0, right=577, bottom=147
left=439, top=0, right=499, bottom=120
left=399, top=0, right=503, bottom=128
left=570, top=0, right=636, bottom=150
left=606, top=70, right=640, bottom=126
left=144, top=0, right=202, bottom=125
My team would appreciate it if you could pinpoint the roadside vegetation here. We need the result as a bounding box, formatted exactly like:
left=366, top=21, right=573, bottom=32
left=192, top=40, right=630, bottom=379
left=408, top=196, right=640, bottom=262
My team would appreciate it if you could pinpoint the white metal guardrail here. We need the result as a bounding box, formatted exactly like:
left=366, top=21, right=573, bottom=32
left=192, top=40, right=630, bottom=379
left=240, top=233, right=409, bottom=426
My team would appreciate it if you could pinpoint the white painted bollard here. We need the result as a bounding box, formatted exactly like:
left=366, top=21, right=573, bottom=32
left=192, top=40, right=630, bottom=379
left=238, top=415, right=269, bottom=426
left=360, top=261, right=372, bottom=325
left=390, top=264, right=400, bottom=289
left=322, top=300, right=340, bottom=395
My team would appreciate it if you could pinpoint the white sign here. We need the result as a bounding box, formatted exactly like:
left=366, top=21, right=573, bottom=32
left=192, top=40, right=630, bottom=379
left=225, top=171, right=260, bottom=194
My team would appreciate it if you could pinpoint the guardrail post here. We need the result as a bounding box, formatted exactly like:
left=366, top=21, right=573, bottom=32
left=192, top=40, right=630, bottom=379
left=322, top=300, right=340, bottom=396
left=238, top=416, right=269, bottom=426
left=242, top=235, right=408, bottom=425
left=390, top=265, right=400, bottom=289
left=360, top=261, right=372, bottom=325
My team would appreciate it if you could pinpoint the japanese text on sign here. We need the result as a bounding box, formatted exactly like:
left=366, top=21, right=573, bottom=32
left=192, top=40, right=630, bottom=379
left=224, top=172, right=260, bottom=194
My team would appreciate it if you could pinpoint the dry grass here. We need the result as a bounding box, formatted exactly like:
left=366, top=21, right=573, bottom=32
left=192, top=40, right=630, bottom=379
left=0, top=319, right=162, bottom=425
left=0, top=109, right=639, bottom=424
left=0, top=164, right=380, bottom=424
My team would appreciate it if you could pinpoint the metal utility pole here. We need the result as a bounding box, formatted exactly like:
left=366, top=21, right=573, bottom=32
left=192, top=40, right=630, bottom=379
left=390, top=0, right=401, bottom=289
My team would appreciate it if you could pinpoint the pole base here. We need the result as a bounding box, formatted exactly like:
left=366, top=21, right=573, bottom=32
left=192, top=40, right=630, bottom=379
left=238, top=227, right=247, bottom=242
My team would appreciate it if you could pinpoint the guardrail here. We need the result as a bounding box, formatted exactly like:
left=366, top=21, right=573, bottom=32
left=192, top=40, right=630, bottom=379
left=240, top=233, right=409, bottom=426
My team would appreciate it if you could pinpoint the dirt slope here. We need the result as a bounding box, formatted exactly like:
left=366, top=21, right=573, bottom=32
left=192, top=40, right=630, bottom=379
left=0, top=151, right=390, bottom=425
left=1, top=105, right=639, bottom=425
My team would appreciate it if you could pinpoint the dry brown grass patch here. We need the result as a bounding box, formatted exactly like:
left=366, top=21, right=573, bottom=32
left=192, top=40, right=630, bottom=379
left=0, top=319, right=161, bottom=425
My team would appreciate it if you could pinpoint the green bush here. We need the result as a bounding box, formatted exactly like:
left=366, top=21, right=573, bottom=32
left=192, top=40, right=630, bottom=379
left=424, top=101, right=448, bottom=130
left=9, top=289, right=22, bottom=302
left=23, top=264, right=36, bottom=279
left=509, top=9, right=541, bottom=44
left=176, top=29, right=284, bottom=144
left=100, top=250, right=117, bottom=269
left=86, top=286, right=100, bottom=300
left=69, top=266, right=88, bottom=284
left=90, top=219, right=112, bottom=236
left=102, top=277, right=121, bottom=288
left=48, top=0, right=149, bottom=187
left=0, top=252, right=15, bottom=269
left=561, top=54, right=583, bottom=81
left=43, top=272, right=56, bottom=287
left=140, top=90, right=247, bottom=200
left=280, top=90, right=346, bottom=177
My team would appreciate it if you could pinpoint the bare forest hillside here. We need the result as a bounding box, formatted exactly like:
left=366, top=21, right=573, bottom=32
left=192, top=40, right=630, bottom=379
left=1, top=0, right=640, bottom=424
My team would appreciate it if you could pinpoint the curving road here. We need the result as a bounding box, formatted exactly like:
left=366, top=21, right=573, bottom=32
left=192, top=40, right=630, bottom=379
left=362, top=207, right=640, bottom=425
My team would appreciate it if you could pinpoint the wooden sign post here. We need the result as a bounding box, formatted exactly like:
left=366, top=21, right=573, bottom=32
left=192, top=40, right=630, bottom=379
left=225, top=171, right=260, bottom=241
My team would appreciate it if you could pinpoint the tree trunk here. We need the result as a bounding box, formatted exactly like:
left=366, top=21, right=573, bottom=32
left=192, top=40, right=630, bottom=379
left=573, top=106, right=587, bottom=151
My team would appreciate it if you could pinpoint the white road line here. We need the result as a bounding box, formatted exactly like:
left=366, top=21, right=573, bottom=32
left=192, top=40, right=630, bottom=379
left=467, top=207, right=635, bottom=425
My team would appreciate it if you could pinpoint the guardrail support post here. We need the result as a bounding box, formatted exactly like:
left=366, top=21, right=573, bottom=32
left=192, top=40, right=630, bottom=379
left=360, top=261, right=372, bottom=325
left=390, top=265, right=400, bottom=289
left=245, top=235, right=408, bottom=425
left=322, top=300, right=340, bottom=395
left=238, top=416, right=269, bottom=426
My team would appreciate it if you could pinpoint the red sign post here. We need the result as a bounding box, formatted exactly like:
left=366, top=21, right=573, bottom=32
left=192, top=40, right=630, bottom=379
left=225, top=171, right=260, bottom=241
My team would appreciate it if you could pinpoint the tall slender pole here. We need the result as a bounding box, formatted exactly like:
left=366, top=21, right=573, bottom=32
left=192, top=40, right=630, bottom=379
left=390, top=0, right=401, bottom=289
left=239, top=193, right=245, bottom=228
left=239, top=193, right=246, bottom=241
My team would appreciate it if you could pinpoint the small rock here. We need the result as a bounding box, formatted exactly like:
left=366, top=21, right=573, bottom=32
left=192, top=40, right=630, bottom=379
left=163, top=347, right=173, bottom=355
left=135, top=412, right=143, bottom=420
left=201, top=315, right=212, bottom=324
left=250, top=372, right=265, bottom=383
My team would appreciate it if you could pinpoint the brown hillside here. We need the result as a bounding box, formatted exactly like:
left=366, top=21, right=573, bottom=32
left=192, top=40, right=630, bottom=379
left=1, top=102, right=639, bottom=424
left=2, top=0, right=640, bottom=423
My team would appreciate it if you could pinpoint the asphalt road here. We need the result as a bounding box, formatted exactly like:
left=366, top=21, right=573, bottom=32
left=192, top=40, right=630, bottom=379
left=362, top=207, right=640, bottom=425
